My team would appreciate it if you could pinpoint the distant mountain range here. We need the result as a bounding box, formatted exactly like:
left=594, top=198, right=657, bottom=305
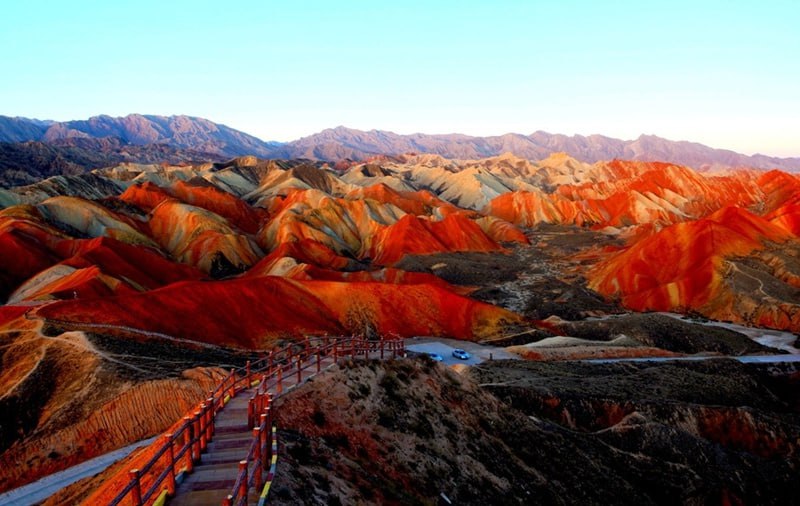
left=0, top=114, right=280, bottom=158
left=275, top=126, right=800, bottom=171
left=1, top=114, right=799, bottom=186
left=0, top=139, right=224, bottom=187
left=0, top=114, right=274, bottom=186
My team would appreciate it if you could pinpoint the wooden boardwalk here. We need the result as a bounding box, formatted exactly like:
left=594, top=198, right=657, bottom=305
left=168, top=353, right=340, bottom=505
left=169, top=391, right=259, bottom=505
left=102, top=338, right=404, bottom=506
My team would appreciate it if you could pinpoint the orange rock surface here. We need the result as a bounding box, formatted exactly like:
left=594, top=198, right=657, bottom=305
left=303, top=279, right=517, bottom=339
left=33, top=276, right=522, bottom=348
left=345, top=183, right=458, bottom=216
left=8, top=153, right=800, bottom=497
left=368, top=214, right=504, bottom=265
left=487, top=161, right=765, bottom=229
left=118, top=181, right=173, bottom=211
left=0, top=304, right=227, bottom=492
left=259, top=188, right=522, bottom=266
left=170, top=180, right=265, bottom=234
left=79, top=368, right=227, bottom=505
left=55, top=236, right=204, bottom=289
left=148, top=200, right=262, bottom=273
left=246, top=239, right=354, bottom=276
left=588, top=207, right=794, bottom=316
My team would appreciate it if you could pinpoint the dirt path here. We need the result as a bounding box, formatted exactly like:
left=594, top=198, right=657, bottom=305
left=0, top=437, right=157, bottom=506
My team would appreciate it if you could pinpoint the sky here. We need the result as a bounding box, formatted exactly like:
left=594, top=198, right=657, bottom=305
left=1, top=0, right=798, bottom=156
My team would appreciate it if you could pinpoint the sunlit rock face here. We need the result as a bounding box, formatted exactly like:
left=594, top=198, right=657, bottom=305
left=5, top=151, right=800, bottom=495
left=6, top=154, right=800, bottom=335
left=0, top=156, right=531, bottom=353
left=486, top=160, right=765, bottom=229
left=0, top=306, right=228, bottom=493
left=33, top=275, right=522, bottom=348
left=587, top=207, right=800, bottom=330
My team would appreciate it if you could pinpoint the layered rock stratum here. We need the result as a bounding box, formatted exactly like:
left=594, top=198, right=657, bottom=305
left=3, top=150, right=800, bottom=497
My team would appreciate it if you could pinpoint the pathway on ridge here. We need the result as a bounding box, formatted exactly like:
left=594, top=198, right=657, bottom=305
left=168, top=353, right=338, bottom=505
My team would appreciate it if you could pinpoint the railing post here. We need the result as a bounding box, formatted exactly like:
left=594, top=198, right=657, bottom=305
left=183, top=417, right=194, bottom=472
left=261, top=411, right=270, bottom=470
left=205, top=403, right=212, bottom=447
left=129, top=469, right=142, bottom=506
left=207, top=397, right=215, bottom=438
left=316, top=348, right=321, bottom=372
left=238, top=460, right=248, bottom=505
left=165, top=433, right=177, bottom=494
left=333, top=341, right=338, bottom=361
left=296, top=356, right=302, bottom=383
left=199, top=403, right=209, bottom=450
left=193, top=411, right=202, bottom=458
left=253, top=427, right=263, bottom=491
left=277, top=366, right=283, bottom=394
left=248, top=396, right=255, bottom=429
left=229, top=368, right=236, bottom=398
left=223, top=495, right=233, bottom=506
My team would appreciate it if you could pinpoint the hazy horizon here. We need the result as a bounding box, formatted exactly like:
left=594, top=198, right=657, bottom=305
left=1, top=1, right=798, bottom=157
left=7, top=112, right=800, bottom=159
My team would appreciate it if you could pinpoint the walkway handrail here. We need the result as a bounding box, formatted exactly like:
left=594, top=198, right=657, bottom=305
left=108, top=371, right=234, bottom=506
left=105, top=336, right=404, bottom=506
left=107, top=344, right=273, bottom=506
left=224, top=337, right=405, bottom=506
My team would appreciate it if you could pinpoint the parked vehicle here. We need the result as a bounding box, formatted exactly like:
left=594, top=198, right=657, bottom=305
left=452, top=349, right=470, bottom=360
left=426, top=352, right=445, bottom=362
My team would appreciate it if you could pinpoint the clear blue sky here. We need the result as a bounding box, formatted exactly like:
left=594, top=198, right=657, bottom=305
left=1, top=0, right=798, bottom=156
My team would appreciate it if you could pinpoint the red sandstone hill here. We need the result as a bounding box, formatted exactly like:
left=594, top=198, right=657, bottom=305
left=4, top=156, right=800, bottom=335
left=487, top=161, right=764, bottom=229
left=5, top=153, right=800, bottom=497
left=0, top=306, right=230, bottom=493
left=32, top=276, right=523, bottom=348
left=587, top=207, right=800, bottom=329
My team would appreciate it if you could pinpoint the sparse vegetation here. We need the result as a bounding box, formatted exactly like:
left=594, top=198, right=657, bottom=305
left=272, top=358, right=800, bottom=505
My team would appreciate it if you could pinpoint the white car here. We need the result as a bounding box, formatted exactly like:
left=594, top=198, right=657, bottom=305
left=452, top=349, right=470, bottom=360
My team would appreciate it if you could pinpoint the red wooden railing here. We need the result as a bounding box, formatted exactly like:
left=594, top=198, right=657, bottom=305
left=224, top=337, right=405, bottom=506
left=106, top=336, right=404, bottom=506
left=108, top=363, right=251, bottom=506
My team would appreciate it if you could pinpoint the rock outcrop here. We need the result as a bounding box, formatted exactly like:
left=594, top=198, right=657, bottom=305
left=267, top=358, right=800, bottom=504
